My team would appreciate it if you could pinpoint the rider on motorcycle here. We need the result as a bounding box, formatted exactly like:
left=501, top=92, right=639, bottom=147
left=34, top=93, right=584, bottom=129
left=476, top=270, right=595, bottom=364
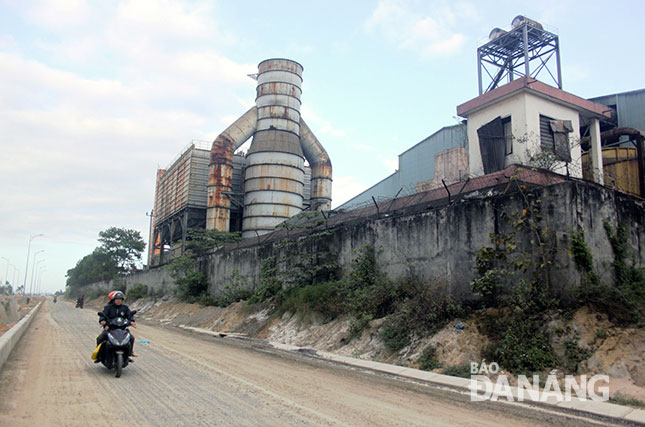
left=96, top=290, right=137, bottom=359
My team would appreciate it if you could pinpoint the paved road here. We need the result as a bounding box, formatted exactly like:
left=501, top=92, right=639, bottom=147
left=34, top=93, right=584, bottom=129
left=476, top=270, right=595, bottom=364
left=0, top=301, right=610, bottom=426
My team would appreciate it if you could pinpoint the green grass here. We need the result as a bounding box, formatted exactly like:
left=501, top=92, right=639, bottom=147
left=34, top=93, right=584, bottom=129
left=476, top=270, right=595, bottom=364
left=610, top=393, right=645, bottom=409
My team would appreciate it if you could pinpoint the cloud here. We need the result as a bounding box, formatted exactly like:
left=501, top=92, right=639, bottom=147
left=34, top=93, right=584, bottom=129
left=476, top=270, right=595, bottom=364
left=300, top=105, right=347, bottom=137
left=24, top=0, right=92, bottom=31
left=363, top=0, right=476, bottom=57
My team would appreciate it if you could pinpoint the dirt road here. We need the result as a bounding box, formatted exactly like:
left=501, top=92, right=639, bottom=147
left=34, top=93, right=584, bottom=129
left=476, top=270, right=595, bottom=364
left=0, top=301, right=611, bottom=426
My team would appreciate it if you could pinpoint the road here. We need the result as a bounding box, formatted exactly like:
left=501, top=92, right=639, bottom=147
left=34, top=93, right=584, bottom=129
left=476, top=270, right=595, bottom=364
left=0, top=301, right=611, bottom=426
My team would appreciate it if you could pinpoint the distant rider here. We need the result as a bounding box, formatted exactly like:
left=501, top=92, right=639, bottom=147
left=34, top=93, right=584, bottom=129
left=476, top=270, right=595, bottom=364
left=96, top=291, right=137, bottom=360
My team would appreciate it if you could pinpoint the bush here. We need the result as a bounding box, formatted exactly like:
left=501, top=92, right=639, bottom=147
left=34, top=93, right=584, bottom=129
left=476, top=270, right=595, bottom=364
left=443, top=364, right=472, bottom=378
left=485, top=319, right=555, bottom=374
left=166, top=256, right=209, bottom=302
left=280, top=280, right=347, bottom=318
left=418, top=346, right=441, bottom=371
left=381, top=313, right=411, bottom=352
left=127, top=283, right=148, bottom=300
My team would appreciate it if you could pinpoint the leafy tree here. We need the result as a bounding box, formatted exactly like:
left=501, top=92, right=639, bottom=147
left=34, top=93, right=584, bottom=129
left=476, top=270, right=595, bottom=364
left=98, top=227, right=146, bottom=272
left=65, top=248, right=119, bottom=294
left=0, top=284, right=13, bottom=295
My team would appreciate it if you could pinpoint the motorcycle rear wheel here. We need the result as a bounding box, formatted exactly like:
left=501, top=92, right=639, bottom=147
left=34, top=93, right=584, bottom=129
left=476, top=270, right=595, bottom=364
left=115, top=353, right=123, bottom=378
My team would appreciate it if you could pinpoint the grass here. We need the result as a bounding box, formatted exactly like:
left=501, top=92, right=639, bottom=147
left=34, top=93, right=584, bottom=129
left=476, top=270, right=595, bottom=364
left=610, top=393, right=645, bottom=409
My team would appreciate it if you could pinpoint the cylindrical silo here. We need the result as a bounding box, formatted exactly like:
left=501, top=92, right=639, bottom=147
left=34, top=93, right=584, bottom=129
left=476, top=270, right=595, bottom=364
left=242, top=59, right=305, bottom=238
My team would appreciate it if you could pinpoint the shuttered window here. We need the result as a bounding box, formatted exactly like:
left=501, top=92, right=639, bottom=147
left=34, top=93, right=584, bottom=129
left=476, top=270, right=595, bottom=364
left=540, top=114, right=555, bottom=152
left=540, top=115, right=572, bottom=162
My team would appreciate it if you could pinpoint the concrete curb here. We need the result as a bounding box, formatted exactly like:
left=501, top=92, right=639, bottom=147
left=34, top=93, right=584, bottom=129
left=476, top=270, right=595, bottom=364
left=0, top=301, right=43, bottom=372
left=171, top=324, right=645, bottom=425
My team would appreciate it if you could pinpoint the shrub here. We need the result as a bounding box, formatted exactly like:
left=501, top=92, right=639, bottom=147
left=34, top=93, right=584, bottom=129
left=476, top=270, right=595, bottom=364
left=381, top=313, right=411, bottom=352
left=166, top=256, right=209, bottom=302
left=127, top=283, right=148, bottom=300
left=485, top=319, right=555, bottom=374
left=418, top=346, right=441, bottom=371
left=443, top=364, right=472, bottom=378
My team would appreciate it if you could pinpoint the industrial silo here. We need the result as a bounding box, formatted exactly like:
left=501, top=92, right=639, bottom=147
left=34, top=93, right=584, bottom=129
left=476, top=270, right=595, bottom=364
left=206, top=58, right=332, bottom=238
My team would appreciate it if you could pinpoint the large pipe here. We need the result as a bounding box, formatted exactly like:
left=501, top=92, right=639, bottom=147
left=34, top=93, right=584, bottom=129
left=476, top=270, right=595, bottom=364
left=300, top=118, right=332, bottom=210
left=206, top=107, right=257, bottom=231
left=242, top=59, right=305, bottom=238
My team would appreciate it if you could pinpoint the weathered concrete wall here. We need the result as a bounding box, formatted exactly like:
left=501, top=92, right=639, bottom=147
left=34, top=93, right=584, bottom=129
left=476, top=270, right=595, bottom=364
left=80, top=180, right=645, bottom=301
left=205, top=180, right=644, bottom=299
left=78, top=268, right=175, bottom=297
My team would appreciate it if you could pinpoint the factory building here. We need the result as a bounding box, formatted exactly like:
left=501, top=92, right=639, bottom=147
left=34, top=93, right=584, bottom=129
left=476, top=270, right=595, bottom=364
left=339, top=16, right=644, bottom=211
left=149, top=59, right=327, bottom=266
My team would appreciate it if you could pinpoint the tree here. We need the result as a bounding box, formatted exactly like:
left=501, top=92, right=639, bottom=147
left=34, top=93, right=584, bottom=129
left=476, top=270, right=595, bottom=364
left=65, top=248, right=119, bottom=294
left=98, top=227, right=146, bottom=272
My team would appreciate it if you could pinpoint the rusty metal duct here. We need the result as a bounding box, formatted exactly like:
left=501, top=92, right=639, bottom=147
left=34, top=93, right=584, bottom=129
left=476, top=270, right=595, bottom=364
left=300, top=118, right=332, bottom=210
left=207, top=58, right=332, bottom=237
left=206, top=107, right=257, bottom=231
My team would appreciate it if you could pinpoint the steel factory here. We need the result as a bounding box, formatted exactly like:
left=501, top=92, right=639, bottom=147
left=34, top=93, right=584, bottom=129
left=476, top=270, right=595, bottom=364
left=148, top=16, right=644, bottom=268
left=149, top=59, right=331, bottom=266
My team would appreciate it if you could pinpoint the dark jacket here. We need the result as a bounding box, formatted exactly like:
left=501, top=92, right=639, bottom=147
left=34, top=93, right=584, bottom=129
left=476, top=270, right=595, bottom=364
left=99, top=302, right=135, bottom=324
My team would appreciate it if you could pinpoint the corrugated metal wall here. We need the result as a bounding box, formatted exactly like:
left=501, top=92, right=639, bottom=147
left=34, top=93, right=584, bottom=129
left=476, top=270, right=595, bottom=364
left=337, top=124, right=466, bottom=210
left=590, top=89, right=645, bottom=132
left=156, top=144, right=210, bottom=223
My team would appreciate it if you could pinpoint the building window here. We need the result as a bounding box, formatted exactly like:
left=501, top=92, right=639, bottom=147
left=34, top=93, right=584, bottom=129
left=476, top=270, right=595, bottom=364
left=540, top=114, right=572, bottom=162
left=502, top=116, right=512, bottom=155
left=477, top=116, right=506, bottom=174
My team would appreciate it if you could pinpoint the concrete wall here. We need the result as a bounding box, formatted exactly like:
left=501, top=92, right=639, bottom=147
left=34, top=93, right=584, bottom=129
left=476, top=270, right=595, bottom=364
left=79, top=180, right=644, bottom=303
left=0, top=302, right=41, bottom=372
left=205, top=180, right=644, bottom=299
left=80, top=267, right=175, bottom=297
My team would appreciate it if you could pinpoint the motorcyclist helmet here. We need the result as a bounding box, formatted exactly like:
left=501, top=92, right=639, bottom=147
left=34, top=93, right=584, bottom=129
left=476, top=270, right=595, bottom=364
left=108, top=290, right=125, bottom=301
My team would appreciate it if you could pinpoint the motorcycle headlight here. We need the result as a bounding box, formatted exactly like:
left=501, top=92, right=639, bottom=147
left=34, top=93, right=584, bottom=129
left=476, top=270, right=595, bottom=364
left=107, top=333, right=118, bottom=345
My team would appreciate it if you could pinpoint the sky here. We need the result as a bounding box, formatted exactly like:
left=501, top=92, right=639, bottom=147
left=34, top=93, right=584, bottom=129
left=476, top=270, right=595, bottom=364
left=1, top=0, right=643, bottom=294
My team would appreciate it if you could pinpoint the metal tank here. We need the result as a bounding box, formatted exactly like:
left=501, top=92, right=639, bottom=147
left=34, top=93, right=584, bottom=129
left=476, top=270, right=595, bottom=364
left=206, top=58, right=332, bottom=237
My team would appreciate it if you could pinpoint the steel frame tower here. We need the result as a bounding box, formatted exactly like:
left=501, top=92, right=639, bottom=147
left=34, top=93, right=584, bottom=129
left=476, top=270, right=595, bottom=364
left=477, top=18, right=562, bottom=95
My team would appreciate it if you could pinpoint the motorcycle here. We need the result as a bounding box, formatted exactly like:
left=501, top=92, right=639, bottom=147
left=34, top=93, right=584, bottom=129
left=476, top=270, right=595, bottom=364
left=75, top=300, right=84, bottom=308
left=95, top=310, right=137, bottom=378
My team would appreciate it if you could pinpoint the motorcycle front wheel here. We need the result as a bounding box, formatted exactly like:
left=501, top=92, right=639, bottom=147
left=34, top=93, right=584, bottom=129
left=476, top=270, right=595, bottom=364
left=115, top=353, right=123, bottom=378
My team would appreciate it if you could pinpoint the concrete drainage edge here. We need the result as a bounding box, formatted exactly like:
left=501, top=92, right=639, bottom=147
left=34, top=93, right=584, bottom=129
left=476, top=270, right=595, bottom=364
left=0, top=301, right=43, bottom=372
left=171, top=323, right=645, bottom=426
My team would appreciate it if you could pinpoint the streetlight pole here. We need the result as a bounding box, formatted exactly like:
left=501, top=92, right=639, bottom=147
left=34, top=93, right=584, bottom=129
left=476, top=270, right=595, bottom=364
left=37, top=267, right=46, bottom=295
left=30, top=253, right=45, bottom=296
left=22, top=233, right=44, bottom=296
left=1, top=257, right=9, bottom=288
left=11, top=265, right=18, bottom=290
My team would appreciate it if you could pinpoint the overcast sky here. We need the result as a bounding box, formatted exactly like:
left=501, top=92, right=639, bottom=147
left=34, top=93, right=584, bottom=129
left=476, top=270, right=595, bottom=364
left=1, top=0, right=643, bottom=293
